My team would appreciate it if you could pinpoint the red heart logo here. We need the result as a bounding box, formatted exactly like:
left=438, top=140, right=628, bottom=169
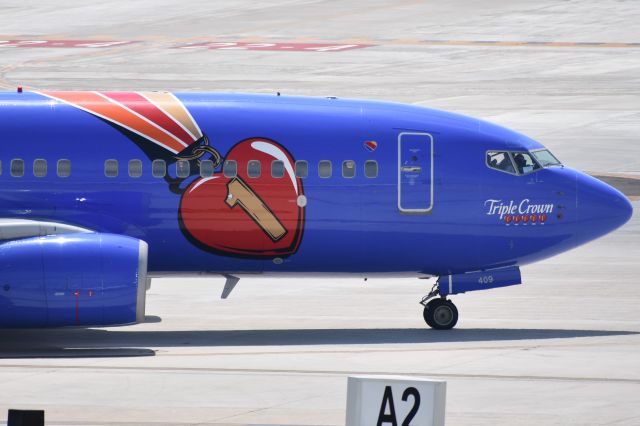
left=179, top=138, right=305, bottom=257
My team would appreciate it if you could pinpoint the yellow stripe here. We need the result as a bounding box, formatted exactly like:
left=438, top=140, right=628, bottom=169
left=142, top=91, right=202, bottom=140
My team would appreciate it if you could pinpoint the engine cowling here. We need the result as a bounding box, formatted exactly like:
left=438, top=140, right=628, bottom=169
left=0, top=233, right=148, bottom=327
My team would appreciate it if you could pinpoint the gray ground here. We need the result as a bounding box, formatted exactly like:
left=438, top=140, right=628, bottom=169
left=0, top=1, right=639, bottom=425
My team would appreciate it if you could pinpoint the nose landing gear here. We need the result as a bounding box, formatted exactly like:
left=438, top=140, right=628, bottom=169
left=420, top=284, right=458, bottom=330
left=423, top=298, right=458, bottom=330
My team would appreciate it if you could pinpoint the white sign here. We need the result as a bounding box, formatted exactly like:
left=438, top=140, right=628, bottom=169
left=346, top=376, right=446, bottom=426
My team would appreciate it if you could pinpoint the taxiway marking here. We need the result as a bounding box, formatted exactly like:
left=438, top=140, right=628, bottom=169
left=1, top=37, right=639, bottom=51
left=174, top=41, right=371, bottom=52
left=3, top=364, right=639, bottom=384
left=0, top=39, right=136, bottom=48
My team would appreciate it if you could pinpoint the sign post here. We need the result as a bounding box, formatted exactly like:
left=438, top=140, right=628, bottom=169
left=346, top=376, right=446, bottom=426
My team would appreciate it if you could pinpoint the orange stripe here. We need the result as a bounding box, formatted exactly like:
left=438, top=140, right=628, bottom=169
left=43, top=91, right=186, bottom=153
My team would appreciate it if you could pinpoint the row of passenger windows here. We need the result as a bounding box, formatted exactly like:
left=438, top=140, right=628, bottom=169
left=0, top=159, right=379, bottom=179
left=3, top=159, right=71, bottom=178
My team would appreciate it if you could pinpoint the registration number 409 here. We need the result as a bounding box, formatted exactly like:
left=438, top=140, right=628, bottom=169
left=478, top=275, right=495, bottom=284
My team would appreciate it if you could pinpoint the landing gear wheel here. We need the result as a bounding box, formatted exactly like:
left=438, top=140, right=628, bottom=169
left=423, top=299, right=458, bottom=330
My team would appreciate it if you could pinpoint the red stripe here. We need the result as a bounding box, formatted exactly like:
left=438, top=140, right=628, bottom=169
left=74, top=290, right=80, bottom=325
left=40, top=91, right=187, bottom=153
left=102, top=92, right=196, bottom=146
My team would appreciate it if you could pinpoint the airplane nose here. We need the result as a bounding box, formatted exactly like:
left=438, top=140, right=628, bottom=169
left=576, top=172, right=633, bottom=239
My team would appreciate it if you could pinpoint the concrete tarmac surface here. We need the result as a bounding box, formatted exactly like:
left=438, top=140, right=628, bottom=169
left=0, top=1, right=639, bottom=425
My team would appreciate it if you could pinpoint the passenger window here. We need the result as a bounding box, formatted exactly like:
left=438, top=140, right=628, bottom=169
left=342, top=160, right=356, bottom=178
left=200, top=160, right=214, bottom=177
left=318, top=160, right=332, bottom=178
left=33, top=159, right=47, bottom=177
left=11, top=159, right=24, bottom=177
left=512, top=152, right=541, bottom=175
left=364, top=160, right=378, bottom=178
left=486, top=151, right=516, bottom=175
left=272, top=160, right=284, bottom=178
left=152, top=159, right=166, bottom=178
left=223, top=160, right=237, bottom=178
left=176, top=160, right=190, bottom=178
left=57, top=159, right=71, bottom=177
left=128, top=159, right=142, bottom=178
left=105, top=159, right=118, bottom=177
left=248, top=160, right=261, bottom=178
left=295, top=160, right=308, bottom=178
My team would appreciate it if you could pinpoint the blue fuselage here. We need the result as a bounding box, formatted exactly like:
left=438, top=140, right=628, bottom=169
left=0, top=92, right=632, bottom=276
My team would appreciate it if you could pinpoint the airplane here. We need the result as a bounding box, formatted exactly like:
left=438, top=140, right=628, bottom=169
left=0, top=89, right=632, bottom=330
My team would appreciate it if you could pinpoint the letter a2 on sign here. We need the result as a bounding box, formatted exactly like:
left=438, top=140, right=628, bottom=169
left=345, top=376, right=446, bottom=426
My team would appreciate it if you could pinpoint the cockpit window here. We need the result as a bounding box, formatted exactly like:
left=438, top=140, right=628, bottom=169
left=486, top=151, right=516, bottom=175
left=487, top=149, right=559, bottom=176
left=511, top=152, right=541, bottom=175
left=532, top=149, right=562, bottom=167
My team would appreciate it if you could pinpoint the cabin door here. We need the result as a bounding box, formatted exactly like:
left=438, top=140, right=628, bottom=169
left=397, top=132, right=433, bottom=213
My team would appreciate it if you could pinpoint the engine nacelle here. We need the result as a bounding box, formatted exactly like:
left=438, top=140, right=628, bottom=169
left=0, top=233, right=148, bottom=327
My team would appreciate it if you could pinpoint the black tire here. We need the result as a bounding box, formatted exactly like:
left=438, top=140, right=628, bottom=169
left=423, top=299, right=458, bottom=330
left=423, top=304, right=435, bottom=328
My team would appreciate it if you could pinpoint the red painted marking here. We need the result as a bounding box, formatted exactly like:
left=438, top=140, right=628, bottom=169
left=513, top=215, right=521, bottom=224
left=40, top=91, right=189, bottom=153
left=364, top=140, right=378, bottom=151
left=0, top=40, right=135, bottom=48
left=180, top=138, right=304, bottom=256
left=74, top=290, right=80, bottom=325
left=102, top=91, right=195, bottom=145
left=504, top=215, right=512, bottom=224
left=539, top=213, right=547, bottom=223
left=530, top=214, right=538, bottom=223
left=174, top=41, right=372, bottom=52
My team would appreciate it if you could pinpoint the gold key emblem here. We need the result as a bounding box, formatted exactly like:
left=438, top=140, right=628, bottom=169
left=225, top=177, right=287, bottom=242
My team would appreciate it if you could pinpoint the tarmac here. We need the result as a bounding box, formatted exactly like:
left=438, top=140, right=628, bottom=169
left=0, top=1, right=639, bottom=425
